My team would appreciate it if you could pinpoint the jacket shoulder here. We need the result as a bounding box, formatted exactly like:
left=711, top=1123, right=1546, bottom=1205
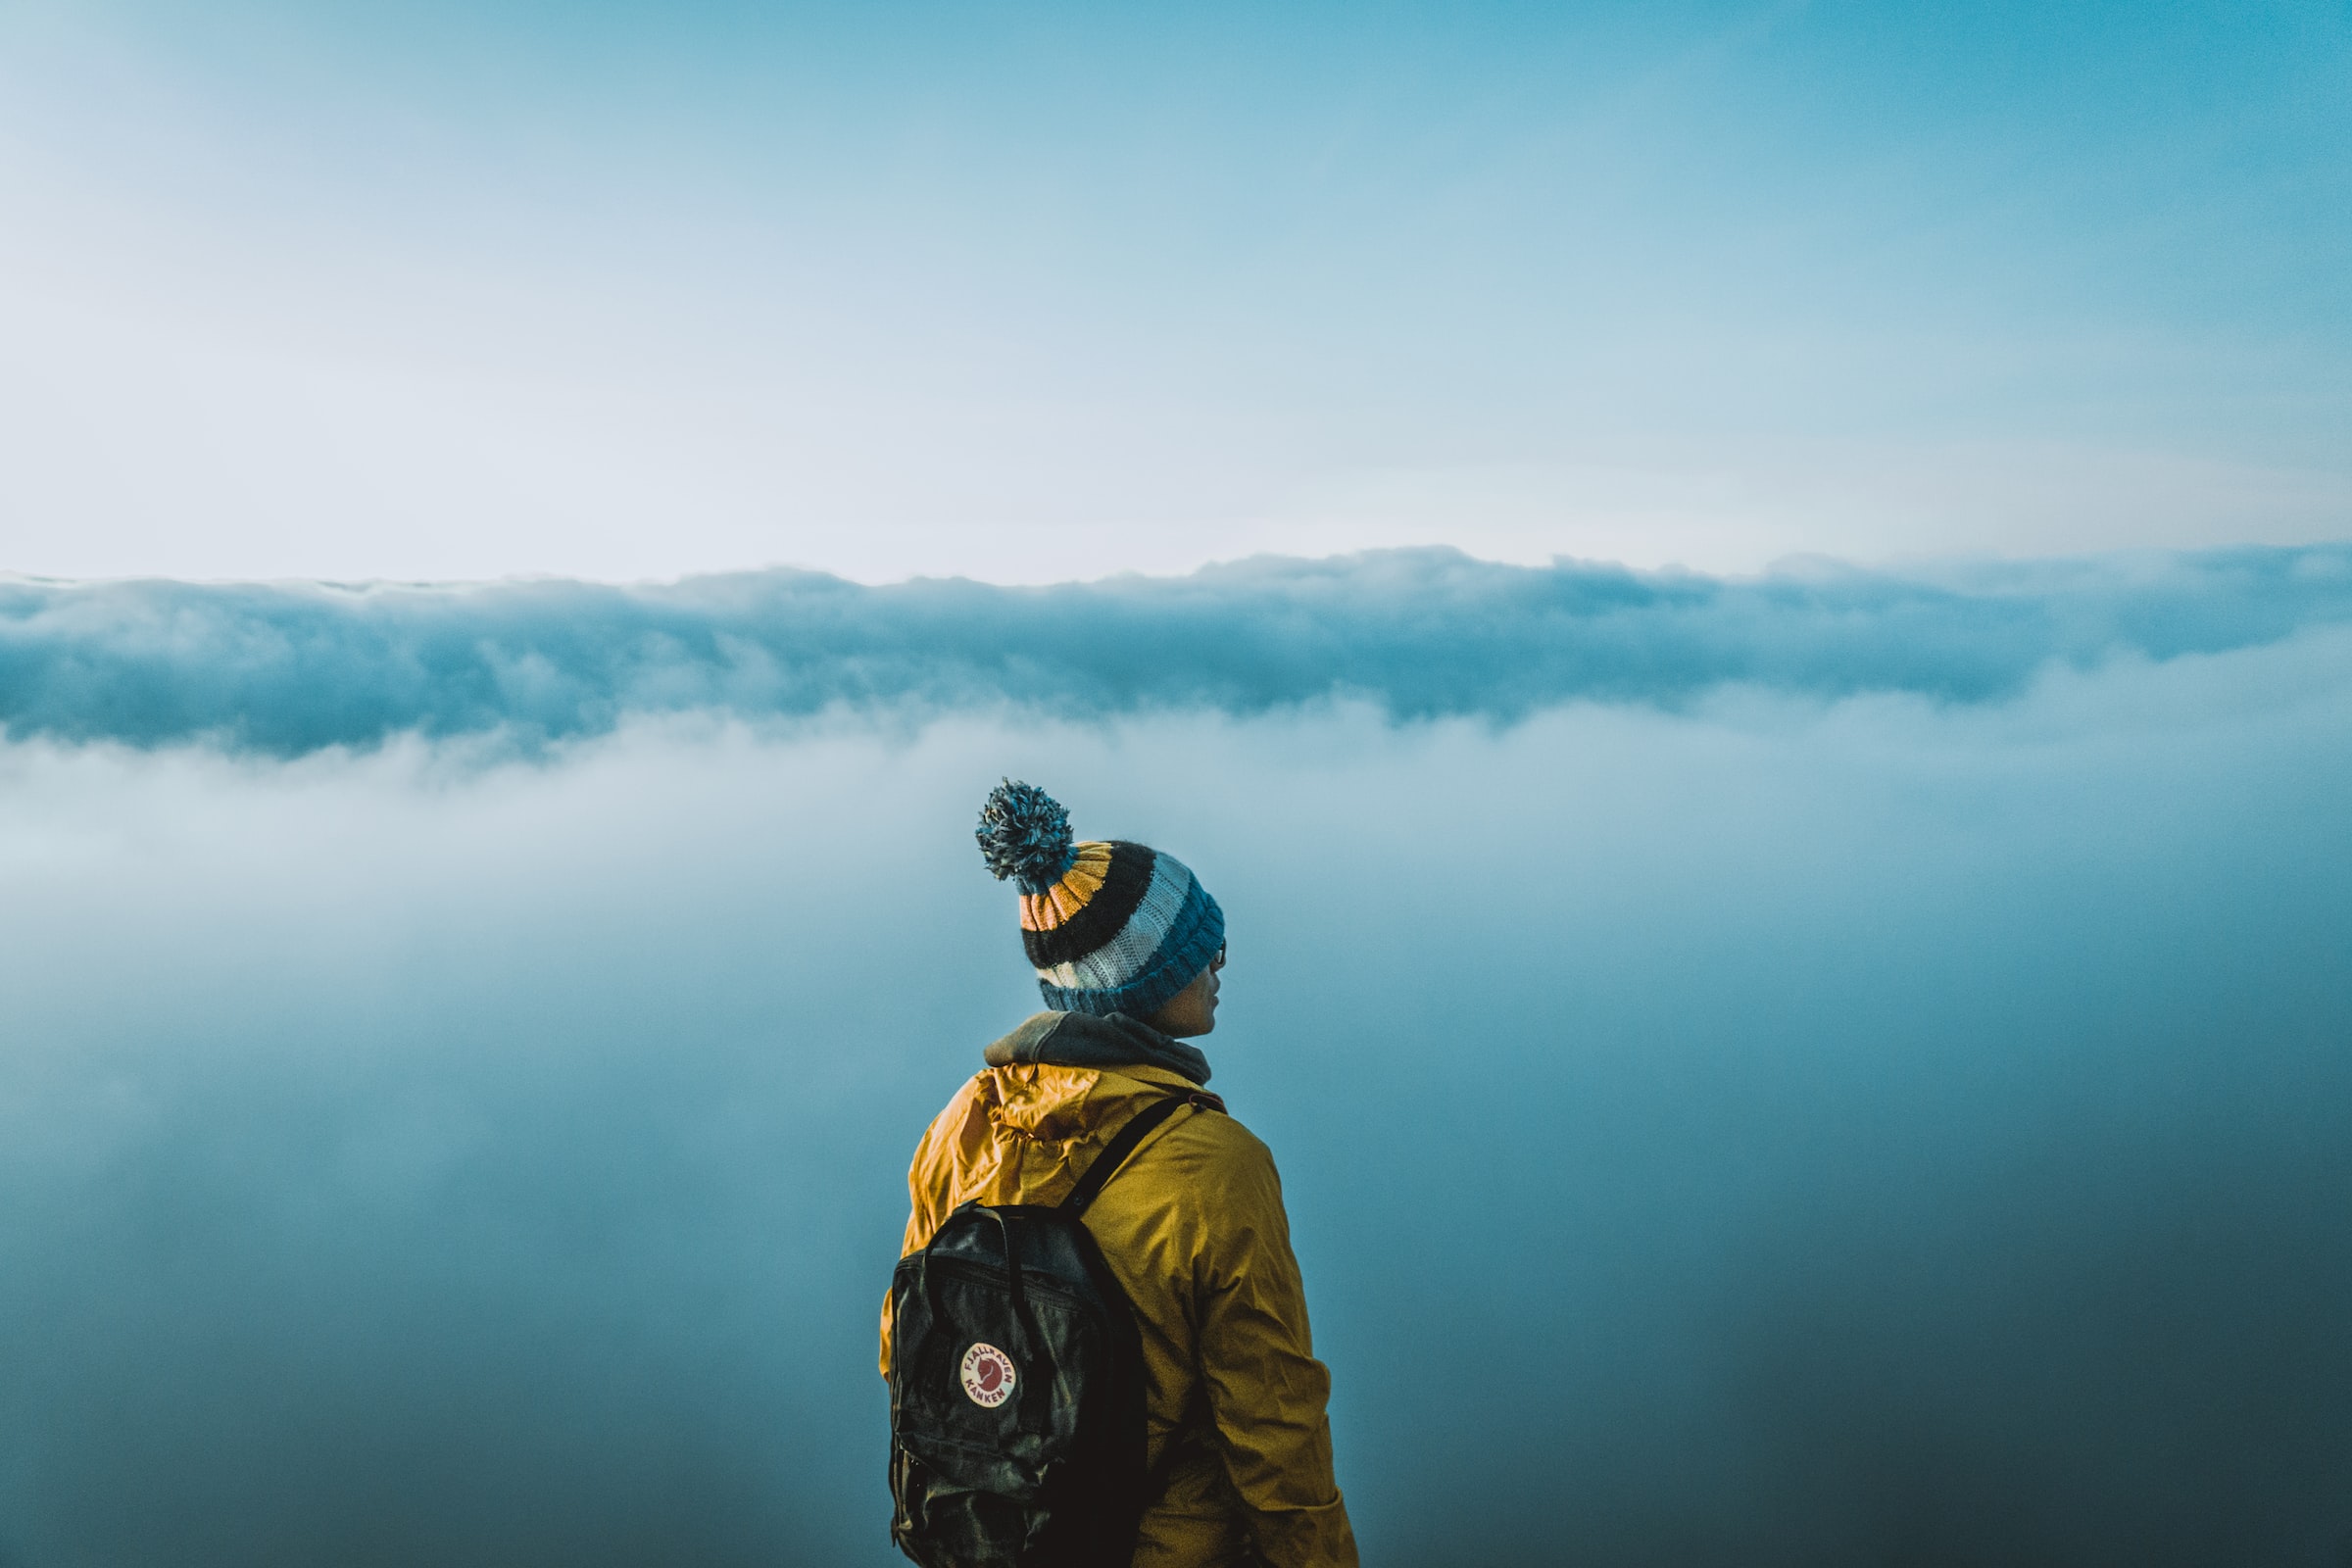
left=1114, top=1094, right=1285, bottom=1227
left=1087, top=1067, right=1276, bottom=1167
left=905, top=1073, right=995, bottom=1186
left=1164, top=1098, right=1274, bottom=1166
left=915, top=1072, right=988, bottom=1146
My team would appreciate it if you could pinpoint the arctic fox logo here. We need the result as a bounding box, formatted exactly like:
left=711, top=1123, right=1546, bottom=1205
left=959, top=1343, right=1016, bottom=1408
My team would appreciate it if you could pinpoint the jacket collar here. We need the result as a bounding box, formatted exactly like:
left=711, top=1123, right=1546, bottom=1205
left=982, top=1009, right=1212, bottom=1086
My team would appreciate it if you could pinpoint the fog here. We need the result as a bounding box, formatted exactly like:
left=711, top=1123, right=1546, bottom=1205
left=0, top=612, right=2347, bottom=1563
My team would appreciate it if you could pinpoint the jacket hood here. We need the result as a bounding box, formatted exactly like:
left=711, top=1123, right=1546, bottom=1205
left=983, top=1009, right=1211, bottom=1086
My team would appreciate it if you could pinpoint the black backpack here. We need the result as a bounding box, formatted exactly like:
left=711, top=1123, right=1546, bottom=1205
left=888, top=1090, right=1219, bottom=1567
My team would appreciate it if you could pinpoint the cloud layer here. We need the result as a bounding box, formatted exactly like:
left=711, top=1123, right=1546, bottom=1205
left=0, top=631, right=2347, bottom=1564
left=4, top=544, right=2349, bottom=753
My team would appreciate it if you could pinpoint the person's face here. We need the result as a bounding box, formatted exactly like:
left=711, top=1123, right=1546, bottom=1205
left=1151, top=943, right=1224, bottom=1037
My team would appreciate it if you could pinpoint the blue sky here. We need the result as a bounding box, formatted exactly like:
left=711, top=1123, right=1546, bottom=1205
left=2, top=0, right=2346, bottom=580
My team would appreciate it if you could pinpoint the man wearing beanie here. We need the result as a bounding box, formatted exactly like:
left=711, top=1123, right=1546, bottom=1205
left=881, top=781, right=1358, bottom=1568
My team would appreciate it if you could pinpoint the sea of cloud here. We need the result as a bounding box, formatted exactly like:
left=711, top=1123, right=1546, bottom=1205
left=0, top=555, right=2347, bottom=1565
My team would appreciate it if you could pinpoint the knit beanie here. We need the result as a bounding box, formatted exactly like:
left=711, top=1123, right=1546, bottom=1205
left=976, top=780, right=1225, bottom=1020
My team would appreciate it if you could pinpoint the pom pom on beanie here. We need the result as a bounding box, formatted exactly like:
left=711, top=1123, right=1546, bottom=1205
left=976, top=779, right=1077, bottom=894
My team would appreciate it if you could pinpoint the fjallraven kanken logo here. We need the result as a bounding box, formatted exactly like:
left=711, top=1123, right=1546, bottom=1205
left=888, top=1089, right=1221, bottom=1568
left=959, top=1343, right=1015, bottom=1407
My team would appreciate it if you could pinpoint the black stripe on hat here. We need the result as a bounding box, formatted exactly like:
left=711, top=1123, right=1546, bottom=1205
left=1021, top=841, right=1158, bottom=969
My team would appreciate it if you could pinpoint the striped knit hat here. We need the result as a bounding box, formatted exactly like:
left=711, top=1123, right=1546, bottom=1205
left=975, top=780, right=1225, bottom=1019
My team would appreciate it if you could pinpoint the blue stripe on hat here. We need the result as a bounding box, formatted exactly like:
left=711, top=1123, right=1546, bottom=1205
left=1039, top=876, right=1223, bottom=1021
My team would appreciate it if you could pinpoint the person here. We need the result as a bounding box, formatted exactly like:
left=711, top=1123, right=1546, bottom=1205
left=881, top=780, right=1358, bottom=1568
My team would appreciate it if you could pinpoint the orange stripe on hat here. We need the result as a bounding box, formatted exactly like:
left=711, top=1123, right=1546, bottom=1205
left=1019, top=842, right=1112, bottom=931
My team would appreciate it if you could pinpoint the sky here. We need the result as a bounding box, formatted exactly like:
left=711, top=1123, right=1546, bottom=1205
left=2, top=0, right=2348, bottom=581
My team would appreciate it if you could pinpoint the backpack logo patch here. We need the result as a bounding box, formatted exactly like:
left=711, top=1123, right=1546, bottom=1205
left=959, top=1343, right=1016, bottom=1408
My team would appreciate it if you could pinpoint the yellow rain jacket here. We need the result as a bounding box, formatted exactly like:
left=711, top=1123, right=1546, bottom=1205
left=882, top=1013, right=1358, bottom=1568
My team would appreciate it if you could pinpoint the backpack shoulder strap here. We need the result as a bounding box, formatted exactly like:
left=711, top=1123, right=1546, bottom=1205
left=1059, top=1091, right=1221, bottom=1217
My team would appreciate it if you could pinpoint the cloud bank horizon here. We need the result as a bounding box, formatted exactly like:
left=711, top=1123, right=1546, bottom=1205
left=3, top=543, right=2348, bottom=757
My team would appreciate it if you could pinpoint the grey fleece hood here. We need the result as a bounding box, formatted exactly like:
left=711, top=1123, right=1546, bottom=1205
left=982, top=1010, right=1212, bottom=1086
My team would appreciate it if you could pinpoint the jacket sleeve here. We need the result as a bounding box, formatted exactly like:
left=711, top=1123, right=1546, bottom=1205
left=880, top=1108, right=956, bottom=1380
left=1193, top=1134, right=1359, bottom=1568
